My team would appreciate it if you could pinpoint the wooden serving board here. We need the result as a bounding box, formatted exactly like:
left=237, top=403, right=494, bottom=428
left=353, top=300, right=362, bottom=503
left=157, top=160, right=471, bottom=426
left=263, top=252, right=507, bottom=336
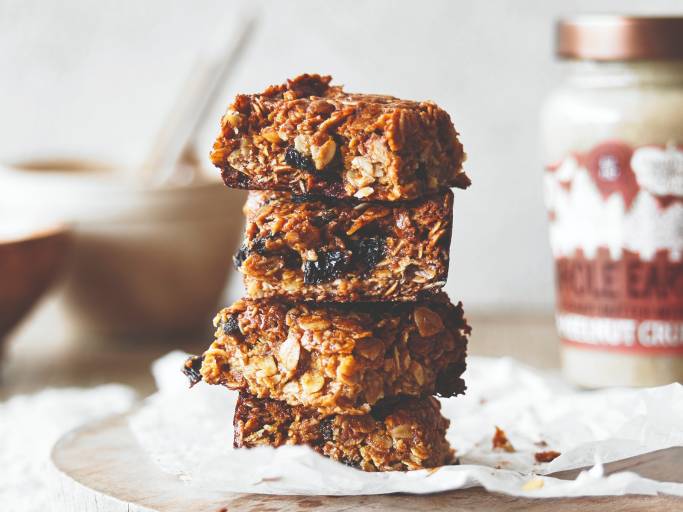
left=49, top=414, right=681, bottom=512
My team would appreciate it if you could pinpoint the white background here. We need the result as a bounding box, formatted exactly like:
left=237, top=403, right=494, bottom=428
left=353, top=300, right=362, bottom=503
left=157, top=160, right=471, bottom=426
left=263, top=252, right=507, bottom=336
left=1, top=0, right=680, bottom=312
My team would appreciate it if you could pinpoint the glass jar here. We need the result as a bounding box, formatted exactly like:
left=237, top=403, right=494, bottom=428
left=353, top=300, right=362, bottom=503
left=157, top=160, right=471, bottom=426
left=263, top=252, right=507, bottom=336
left=541, top=16, right=683, bottom=387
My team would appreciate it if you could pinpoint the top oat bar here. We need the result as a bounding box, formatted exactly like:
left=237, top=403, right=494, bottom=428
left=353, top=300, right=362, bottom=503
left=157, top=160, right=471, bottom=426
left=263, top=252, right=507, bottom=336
left=211, top=74, right=469, bottom=201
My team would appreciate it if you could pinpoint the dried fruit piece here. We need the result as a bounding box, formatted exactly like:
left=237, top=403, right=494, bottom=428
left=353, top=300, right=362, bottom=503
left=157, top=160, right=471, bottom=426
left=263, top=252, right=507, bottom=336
left=303, top=250, right=349, bottom=284
left=350, top=236, right=386, bottom=275
left=222, top=314, right=241, bottom=336
left=233, top=245, right=249, bottom=269
left=251, top=237, right=270, bottom=255
left=283, top=250, right=303, bottom=269
left=181, top=355, right=204, bottom=387
left=285, top=145, right=316, bottom=172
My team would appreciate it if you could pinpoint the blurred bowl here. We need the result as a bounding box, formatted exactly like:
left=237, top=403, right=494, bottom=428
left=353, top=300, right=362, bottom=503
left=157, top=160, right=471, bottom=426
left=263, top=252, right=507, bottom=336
left=0, top=225, right=70, bottom=341
left=0, top=159, right=244, bottom=340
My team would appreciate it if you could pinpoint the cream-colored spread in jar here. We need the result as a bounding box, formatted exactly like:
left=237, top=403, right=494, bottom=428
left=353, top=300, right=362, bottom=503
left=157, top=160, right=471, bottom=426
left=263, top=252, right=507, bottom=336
left=541, top=16, right=683, bottom=387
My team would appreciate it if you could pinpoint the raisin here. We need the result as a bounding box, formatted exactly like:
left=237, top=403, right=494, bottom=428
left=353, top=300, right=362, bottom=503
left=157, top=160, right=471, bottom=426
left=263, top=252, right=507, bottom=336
left=236, top=172, right=251, bottom=187
left=310, top=209, right=336, bottom=227
left=233, top=245, right=248, bottom=269
left=285, top=146, right=316, bottom=172
left=303, top=250, right=349, bottom=284
left=181, top=355, right=204, bottom=387
left=251, top=237, right=269, bottom=255
left=350, top=236, right=386, bottom=275
left=222, top=314, right=241, bottom=336
left=339, top=456, right=359, bottom=468
left=319, top=417, right=335, bottom=442
left=283, top=250, right=303, bottom=269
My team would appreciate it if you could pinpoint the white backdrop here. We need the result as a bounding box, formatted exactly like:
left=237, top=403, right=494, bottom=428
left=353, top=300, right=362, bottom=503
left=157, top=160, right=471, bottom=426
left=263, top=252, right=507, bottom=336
left=1, top=0, right=680, bottom=311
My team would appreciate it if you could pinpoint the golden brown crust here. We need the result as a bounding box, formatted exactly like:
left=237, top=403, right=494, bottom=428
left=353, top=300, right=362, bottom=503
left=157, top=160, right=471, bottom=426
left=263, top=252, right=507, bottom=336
left=200, top=295, right=469, bottom=415
left=211, top=74, right=469, bottom=202
left=234, top=393, right=455, bottom=471
left=235, top=190, right=453, bottom=302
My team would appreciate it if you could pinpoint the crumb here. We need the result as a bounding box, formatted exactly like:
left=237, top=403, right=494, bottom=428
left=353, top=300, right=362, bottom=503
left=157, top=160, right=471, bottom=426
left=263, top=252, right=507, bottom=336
left=181, top=355, right=204, bottom=387
left=522, top=478, right=545, bottom=491
left=534, top=450, right=561, bottom=463
left=492, top=426, right=515, bottom=453
left=534, top=440, right=548, bottom=448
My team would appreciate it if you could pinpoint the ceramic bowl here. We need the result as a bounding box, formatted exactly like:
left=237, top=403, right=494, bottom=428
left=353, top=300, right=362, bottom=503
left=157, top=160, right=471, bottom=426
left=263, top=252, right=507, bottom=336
left=0, top=225, right=70, bottom=341
left=0, top=160, right=244, bottom=340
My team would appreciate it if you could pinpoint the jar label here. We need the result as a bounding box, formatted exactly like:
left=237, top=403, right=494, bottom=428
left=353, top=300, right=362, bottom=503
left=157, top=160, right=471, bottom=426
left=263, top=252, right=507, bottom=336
left=545, top=141, right=683, bottom=354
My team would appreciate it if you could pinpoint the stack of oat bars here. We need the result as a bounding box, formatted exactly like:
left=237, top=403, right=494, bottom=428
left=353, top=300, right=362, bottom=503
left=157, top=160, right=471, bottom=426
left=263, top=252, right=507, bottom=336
left=184, top=74, right=472, bottom=471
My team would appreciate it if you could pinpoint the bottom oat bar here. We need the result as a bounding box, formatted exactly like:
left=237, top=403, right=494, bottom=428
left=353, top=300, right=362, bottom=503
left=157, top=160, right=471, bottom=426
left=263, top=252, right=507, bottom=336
left=234, top=393, right=455, bottom=472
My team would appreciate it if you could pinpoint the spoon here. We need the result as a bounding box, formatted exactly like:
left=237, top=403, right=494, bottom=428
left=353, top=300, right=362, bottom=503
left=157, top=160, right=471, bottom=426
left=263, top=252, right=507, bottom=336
left=139, top=11, right=258, bottom=188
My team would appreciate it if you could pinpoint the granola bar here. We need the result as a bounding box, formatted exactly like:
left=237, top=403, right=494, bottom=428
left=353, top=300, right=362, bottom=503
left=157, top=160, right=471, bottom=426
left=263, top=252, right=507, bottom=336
left=211, top=74, right=469, bottom=201
left=234, top=393, right=455, bottom=471
left=200, top=295, right=469, bottom=415
left=236, top=190, right=453, bottom=302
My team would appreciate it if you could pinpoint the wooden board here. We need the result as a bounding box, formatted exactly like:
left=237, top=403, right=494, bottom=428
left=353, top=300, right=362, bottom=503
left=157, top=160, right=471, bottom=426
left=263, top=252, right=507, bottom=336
left=50, top=414, right=681, bottom=512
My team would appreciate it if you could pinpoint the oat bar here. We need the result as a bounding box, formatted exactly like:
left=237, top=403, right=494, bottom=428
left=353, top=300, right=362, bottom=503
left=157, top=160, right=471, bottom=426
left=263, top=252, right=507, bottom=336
left=234, top=393, right=455, bottom=471
left=211, top=74, right=469, bottom=202
left=200, top=295, right=469, bottom=415
left=236, top=190, right=453, bottom=302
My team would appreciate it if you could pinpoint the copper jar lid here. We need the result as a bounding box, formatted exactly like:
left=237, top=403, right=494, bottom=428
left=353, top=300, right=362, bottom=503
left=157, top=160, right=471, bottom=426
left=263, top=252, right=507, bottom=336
left=558, top=16, right=683, bottom=61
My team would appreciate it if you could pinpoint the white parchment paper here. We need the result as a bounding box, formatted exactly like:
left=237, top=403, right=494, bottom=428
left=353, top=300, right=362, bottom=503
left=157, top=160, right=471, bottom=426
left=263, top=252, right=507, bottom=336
left=1, top=385, right=136, bottom=512
left=129, top=352, right=683, bottom=497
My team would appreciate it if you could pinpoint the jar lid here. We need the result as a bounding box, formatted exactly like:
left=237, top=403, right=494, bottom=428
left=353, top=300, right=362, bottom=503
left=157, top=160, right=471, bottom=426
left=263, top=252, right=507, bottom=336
left=557, top=16, right=683, bottom=61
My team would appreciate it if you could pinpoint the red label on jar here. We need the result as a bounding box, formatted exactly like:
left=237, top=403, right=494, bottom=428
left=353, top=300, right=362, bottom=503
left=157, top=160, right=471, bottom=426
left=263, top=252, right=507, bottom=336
left=555, top=249, right=683, bottom=354
left=545, top=141, right=683, bottom=355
